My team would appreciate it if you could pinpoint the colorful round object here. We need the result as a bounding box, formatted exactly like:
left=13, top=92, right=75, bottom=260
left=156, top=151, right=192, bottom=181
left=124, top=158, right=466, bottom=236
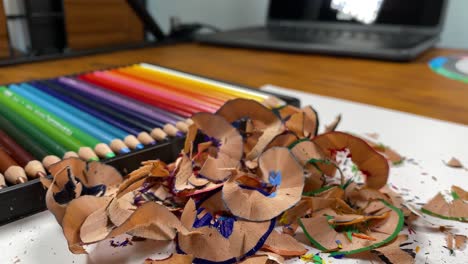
left=429, top=55, right=468, bottom=83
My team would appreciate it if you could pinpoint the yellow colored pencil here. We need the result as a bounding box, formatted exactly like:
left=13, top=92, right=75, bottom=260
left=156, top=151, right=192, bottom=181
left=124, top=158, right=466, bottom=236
left=139, top=63, right=285, bottom=107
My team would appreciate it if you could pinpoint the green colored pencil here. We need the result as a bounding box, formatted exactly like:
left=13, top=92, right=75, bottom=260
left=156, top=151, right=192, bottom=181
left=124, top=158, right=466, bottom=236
left=0, top=86, right=108, bottom=155
left=0, top=106, right=67, bottom=159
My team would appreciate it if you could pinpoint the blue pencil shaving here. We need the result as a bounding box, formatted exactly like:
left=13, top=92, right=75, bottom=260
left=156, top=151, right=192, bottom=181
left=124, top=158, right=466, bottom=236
left=193, top=208, right=236, bottom=238
left=203, top=135, right=222, bottom=148
left=268, top=170, right=282, bottom=186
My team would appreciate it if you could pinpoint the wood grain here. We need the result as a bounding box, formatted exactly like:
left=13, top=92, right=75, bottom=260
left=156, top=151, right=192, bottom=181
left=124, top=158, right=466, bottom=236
left=0, top=43, right=467, bottom=125
left=64, top=0, right=144, bottom=50
left=0, top=1, right=9, bottom=58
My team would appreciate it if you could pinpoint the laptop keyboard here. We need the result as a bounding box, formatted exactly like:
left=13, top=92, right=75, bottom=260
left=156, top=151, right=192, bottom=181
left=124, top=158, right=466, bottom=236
left=266, top=26, right=430, bottom=49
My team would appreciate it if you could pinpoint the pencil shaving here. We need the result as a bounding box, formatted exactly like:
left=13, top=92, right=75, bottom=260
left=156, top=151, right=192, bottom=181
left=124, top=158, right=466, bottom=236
left=40, top=98, right=421, bottom=263
left=144, top=254, right=194, bottom=264
left=324, top=114, right=342, bottom=133
left=445, top=157, right=463, bottom=168
left=422, top=185, right=468, bottom=222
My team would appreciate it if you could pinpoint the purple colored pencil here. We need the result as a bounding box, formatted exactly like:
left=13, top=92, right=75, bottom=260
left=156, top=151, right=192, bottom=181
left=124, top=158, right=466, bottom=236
left=57, top=77, right=184, bottom=125
left=45, top=80, right=166, bottom=129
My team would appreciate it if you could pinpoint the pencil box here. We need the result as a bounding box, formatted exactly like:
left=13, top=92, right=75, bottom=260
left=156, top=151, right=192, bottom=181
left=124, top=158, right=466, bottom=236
left=0, top=65, right=300, bottom=226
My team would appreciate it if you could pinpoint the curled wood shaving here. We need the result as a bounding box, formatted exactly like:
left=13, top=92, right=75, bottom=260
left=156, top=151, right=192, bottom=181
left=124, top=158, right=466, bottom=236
left=372, top=235, right=415, bottom=264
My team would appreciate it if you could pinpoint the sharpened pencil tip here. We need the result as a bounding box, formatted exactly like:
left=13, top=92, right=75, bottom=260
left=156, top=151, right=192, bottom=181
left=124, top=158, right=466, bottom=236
left=120, top=147, right=131, bottom=154
left=135, top=143, right=144, bottom=150
left=105, top=152, right=116, bottom=159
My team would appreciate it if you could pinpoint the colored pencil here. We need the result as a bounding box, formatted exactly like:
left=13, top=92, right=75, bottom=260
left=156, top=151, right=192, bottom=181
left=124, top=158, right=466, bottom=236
left=139, top=63, right=284, bottom=107
left=51, top=79, right=168, bottom=129
left=92, top=71, right=219, bottom=113
left=10, top=84, right=123, bottom=152
left=23, top=83, right=130, bottom=141
left=42, top=155, right=61, bottom=169
left=0, top=87, right=115, bottom=158
left=42, top=80, right=169, bottom=132
left=0, top=129, right=35, bottom=167
left=79, top=73, right=194, bottom=117
left=112, top=68, right=225, bottom=107
left=0, top=147, right=18, bottom=173
left=56, top=77, right=184, bottom=125
left=0, top=100, right=67, bottom=158
left=48, top=79, right=184, bottom=137
left=0, top=147, right=27, bottom=184
left=11, top=83, right=137, bottom=153
left=0, top=86, right=84, bottom=152
left=24, top=160, right=47, bottom=179
left=32, top=81, right=146, bottom=138
left=0, top=173, right=6, bottom=189
left=116, top=65, right=229, bottom=104
left=63, top=151, right=79, bottom=159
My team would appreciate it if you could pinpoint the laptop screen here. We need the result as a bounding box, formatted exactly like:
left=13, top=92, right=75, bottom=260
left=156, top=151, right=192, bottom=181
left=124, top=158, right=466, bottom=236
left=269, top=0, right=445, bottom=27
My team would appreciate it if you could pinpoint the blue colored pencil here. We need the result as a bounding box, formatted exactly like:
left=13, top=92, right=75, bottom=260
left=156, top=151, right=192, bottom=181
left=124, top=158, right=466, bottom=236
left=31, top=81, right=145, bottom=137
left=35, top=80, right=159, bottom=134
left=48, top=80, right=169, bottom=129
left=21, top=83, right=129, bottom=140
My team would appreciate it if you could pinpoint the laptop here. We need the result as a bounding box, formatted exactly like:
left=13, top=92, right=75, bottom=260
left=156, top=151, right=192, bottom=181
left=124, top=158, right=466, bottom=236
left=196, top=0, right=448, bottom=61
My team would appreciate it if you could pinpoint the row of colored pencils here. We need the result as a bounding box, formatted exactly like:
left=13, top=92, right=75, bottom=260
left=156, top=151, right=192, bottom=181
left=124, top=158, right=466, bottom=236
left=0, top=63, right=283, bottom=188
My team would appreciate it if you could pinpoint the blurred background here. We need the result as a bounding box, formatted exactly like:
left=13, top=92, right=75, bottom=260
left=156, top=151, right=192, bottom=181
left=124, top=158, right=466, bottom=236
left=149, top=0, right=467, bottom=49
left=0, top=0, right=466, bottom=62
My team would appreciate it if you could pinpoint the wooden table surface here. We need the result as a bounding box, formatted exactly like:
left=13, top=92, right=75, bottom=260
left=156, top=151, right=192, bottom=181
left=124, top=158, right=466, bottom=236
left=0, top=43, right=467, bottom=125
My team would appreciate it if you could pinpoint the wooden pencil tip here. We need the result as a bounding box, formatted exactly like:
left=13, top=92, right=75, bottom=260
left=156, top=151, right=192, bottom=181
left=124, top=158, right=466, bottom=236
left=17, top=177, right=28, bottom=184
left=176, top=121, right=189, bottom=133
left=163, top=124, right=179, bottom=137
left=138, top=132, right=156, bottom=145
left=79, top=147, right=99, bottom=161
left=42, top=155, right=61, bottom=169
left=93, top=144, right=115, bottom=159
left=124, top=135, right=142, bottom=150
left=151, top=128, right=167, bottom=141
left=25, top=160, right=46, bottom=179
left=4, top=166, right=28, bottom=185
left=63, top=151, right=79, bottom=159
left=110, top=139, right=130, bottom=154
left=0, top=173, right=6, bottom=189
left=185, top=118, right=194, bottom=125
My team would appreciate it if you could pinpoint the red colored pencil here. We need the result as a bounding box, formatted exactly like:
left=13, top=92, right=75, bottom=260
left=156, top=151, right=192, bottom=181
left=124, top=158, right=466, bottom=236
left=0, top=129, right=35, bottom=167
left=81, top=71, right=219, bottom=115
left=102, top=70, right=220, bottom=112
left=108, top=69, right=223, bottom=109
left=79, top=73, right=192, bottom=117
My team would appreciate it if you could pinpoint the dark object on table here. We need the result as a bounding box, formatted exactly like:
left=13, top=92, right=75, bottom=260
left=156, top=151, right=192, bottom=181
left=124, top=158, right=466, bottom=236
left=196, top=0, right=448, bottom=61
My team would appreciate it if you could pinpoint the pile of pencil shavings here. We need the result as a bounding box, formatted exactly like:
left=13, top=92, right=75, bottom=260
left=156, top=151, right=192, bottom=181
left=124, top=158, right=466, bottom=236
left=43, top=98, right=435, bottom=264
